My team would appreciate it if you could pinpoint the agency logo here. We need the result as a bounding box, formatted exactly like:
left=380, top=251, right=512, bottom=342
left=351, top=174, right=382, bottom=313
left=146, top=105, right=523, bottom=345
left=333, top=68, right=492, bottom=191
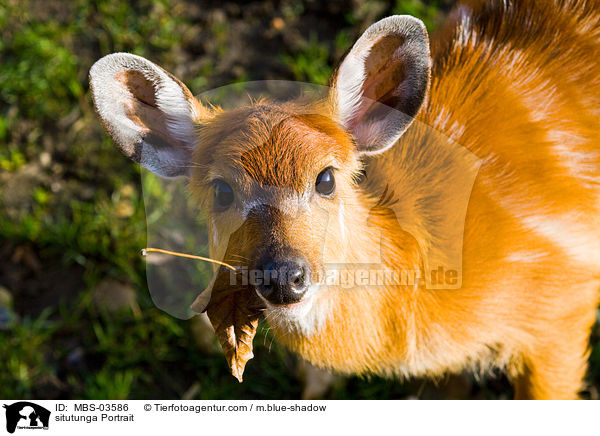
left=3, top=402, right=50, bottom=434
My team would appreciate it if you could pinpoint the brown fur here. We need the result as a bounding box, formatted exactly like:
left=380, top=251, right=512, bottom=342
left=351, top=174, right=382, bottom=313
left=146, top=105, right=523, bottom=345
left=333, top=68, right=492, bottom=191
left=189, top=0, right=600, bottom=399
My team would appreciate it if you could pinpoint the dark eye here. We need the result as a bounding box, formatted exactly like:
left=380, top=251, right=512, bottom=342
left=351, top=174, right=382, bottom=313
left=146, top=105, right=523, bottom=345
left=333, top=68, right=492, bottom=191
left=315, top=168, right=335, bottom=196
left=213, top=180, right=234, bottom=209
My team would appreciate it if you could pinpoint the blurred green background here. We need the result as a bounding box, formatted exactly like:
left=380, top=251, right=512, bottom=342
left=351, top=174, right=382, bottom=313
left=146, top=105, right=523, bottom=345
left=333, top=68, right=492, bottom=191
left=1, top=0, right=599, bottom=400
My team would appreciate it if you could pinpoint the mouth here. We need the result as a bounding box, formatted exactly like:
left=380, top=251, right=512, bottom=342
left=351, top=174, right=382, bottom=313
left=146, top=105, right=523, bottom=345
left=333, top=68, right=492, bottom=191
left=257, top=284, right=319, bottom=317
left=259, top=283, right=330, bottom=337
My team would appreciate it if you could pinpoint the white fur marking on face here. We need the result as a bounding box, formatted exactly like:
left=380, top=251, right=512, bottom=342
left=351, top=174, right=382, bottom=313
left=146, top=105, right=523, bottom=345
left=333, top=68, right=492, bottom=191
left=262, top=284, right=331, bottom=337
left=210, top=216, right=219, bottom=247
left=240, top=189, right=311, bottom=220
left=339, top=199, right=346, bottom=242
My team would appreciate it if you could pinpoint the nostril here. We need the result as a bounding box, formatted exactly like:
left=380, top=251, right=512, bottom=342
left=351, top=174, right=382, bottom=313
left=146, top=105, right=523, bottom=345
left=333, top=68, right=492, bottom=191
left=289, top=266, right=305, bottom=289
left=292, top=272, right=303, bottom=286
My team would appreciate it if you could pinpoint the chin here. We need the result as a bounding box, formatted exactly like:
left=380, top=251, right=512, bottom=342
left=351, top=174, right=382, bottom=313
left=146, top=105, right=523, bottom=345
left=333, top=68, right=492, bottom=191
left=262, top=284, right=331, bottom=337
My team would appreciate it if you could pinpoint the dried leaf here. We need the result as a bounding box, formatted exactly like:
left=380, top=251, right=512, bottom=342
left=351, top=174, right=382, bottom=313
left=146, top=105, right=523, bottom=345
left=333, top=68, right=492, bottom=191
left=202, top=265, right=263, bottom=382
left=195, top=214, right=265, bottom=381
left=207, top=285, right=262, bottom=382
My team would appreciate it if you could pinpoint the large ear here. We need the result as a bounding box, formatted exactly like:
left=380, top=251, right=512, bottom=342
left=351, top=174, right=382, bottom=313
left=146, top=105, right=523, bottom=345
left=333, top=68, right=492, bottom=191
left=89, top=53, right=207, bottom=177
left=331, top=16, right=431, bottom=154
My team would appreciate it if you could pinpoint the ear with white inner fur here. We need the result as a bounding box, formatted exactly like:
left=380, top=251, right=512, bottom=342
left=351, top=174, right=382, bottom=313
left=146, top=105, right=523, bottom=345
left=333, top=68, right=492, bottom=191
left=331, top=15, right=431, bottom=155
left=89, top=53, right=207, bottom=177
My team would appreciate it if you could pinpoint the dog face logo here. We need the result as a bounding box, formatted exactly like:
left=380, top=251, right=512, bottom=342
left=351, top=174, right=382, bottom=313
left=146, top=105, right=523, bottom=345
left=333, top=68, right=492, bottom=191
left=3, top=402, right=50, bottom=434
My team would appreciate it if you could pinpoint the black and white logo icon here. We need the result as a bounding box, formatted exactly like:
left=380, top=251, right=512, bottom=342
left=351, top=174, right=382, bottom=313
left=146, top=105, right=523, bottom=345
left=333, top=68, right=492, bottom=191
left=3, top=402, right=50, bottom=434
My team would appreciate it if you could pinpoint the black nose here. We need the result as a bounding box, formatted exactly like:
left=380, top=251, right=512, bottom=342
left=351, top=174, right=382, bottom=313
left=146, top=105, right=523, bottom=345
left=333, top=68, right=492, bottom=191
left=255, top=256, right=310, bottom=305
